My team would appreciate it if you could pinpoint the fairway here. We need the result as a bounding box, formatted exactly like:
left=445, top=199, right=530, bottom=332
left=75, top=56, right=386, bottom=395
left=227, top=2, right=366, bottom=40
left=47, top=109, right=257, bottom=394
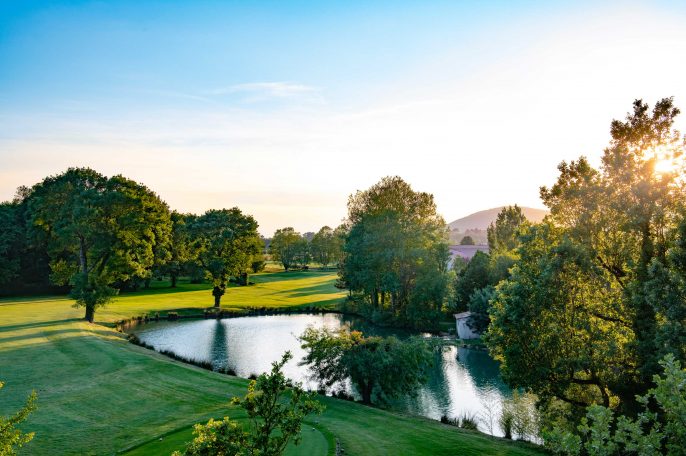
left=0, top=272, right=544, bottom=455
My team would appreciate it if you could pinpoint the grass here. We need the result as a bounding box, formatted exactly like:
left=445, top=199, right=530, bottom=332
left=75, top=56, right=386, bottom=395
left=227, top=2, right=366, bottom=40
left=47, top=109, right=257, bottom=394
left=0, top=271, right=545, bottom=455
left=123, top=419, right=332, bottom=456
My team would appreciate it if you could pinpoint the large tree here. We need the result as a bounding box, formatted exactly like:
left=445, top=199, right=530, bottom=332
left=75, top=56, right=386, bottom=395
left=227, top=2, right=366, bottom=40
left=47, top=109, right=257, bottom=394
left=311, top=226, right=341, bottom=268
left=191, top=208, right=260, bottom=307
left=270, top=227, right=303, bottom=271
left=300, top=327, right=434, bottom=404
left=487, top=205, right=528, bottom=253
left=340, top=177, right=450, bottom=328
left=487, top=98, right=686, bottom=415
left=27, top=168, right=171, bottom=322
left=162, top=212, right=196, bottom=288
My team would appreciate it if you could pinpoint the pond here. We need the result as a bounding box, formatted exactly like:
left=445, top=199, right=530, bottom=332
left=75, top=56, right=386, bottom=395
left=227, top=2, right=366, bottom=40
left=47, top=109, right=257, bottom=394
left=130, top=313, right=513, bottom=436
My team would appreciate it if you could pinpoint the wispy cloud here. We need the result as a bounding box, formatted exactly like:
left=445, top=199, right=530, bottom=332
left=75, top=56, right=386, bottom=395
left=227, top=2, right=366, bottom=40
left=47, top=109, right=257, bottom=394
left=208, top=82, right=320, bottom=101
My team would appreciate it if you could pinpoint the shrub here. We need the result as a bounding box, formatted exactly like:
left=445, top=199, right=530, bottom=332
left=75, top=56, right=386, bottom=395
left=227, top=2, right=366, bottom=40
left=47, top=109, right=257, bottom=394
left=0, top=381, right=37, bottom=455
left=174, top=352, right=323, bottom=456
left=542, top=354, right=685, bottom=456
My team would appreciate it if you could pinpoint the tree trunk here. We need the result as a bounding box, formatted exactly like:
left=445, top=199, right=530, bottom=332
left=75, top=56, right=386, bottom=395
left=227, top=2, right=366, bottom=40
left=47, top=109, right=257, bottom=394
left=171, top=274, right=177, bottom=288
left=144, top=277, right=151, bottom=289
left=361, top=383, right=373, bottom=404
left=84, top=304, right=95, bottom=323
left=214, top=294, right=221, bottom=307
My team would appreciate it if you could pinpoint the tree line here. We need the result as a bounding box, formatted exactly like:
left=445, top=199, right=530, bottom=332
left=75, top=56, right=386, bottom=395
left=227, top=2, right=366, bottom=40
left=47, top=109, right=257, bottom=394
left=269, top=225, right=345, bottom=271
left=0, top=168, right=264, bottom=321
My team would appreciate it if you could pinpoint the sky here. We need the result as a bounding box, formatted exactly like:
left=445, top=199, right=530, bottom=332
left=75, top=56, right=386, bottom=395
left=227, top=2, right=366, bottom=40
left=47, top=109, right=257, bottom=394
left=1, top=0, right=686, bottom=235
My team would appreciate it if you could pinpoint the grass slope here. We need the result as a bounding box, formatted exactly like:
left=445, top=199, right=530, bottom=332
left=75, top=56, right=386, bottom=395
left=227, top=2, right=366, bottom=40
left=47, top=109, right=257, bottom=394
left=0, top=272, right=544, bottom=455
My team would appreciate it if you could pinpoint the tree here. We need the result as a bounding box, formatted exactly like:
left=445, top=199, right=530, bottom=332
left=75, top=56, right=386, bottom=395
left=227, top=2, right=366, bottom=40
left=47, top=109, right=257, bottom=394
left=340, top=177, right=450, bottom=328
left=270, top=228, right=302, bottom=271
left=190, top=209, right=260, bottom=307
left=162, top=212, right=196, bottom=288
left=487, top=98, right=686, bottom=417
left=292, top=236, right=311, bottom=269
left=27, top=168, right=171, bottom=322
left=175, top=352, right=323, bottom=456
left=452, top=251, right=491, bottom=311
left=0, top=203, right=22, bottom=287
left=300, top=327, right=434, bottom=404
left=487, top=205, right=528, bottom=253
left=460, top=235, right=475, bottom=245
left=542, top=354, right=686, bottom=456
left=311, top=226, right=342, bottom=268
left=0, top=381, right=37, bottom=456
left=467, top=285, right=495, bottom=333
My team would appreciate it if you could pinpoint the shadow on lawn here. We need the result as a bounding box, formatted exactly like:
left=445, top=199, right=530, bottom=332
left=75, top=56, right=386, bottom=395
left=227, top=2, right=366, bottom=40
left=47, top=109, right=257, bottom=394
left=0, top=318, right=82, bottom=333
left=0, top=326, right=117, bottom=344
left=287, top=282, right=342, bottom=297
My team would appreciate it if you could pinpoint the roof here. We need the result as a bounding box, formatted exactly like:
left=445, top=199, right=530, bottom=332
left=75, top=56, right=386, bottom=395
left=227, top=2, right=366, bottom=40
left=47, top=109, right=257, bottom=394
left=449, top=245, right=489, bottom=261
left=454, top=311, right=472, bottom=320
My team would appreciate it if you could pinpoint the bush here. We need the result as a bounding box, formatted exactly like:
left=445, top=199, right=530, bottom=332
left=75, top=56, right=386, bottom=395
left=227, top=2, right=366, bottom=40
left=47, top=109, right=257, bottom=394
left=174, top=352, right=323, bottom=456
left=440, top=413, right=481, bottom=431
left=542, top=354, right=685, bottom=456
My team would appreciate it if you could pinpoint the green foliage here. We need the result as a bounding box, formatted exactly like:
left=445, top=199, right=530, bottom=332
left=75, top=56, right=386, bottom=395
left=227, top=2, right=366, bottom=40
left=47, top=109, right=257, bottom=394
left=460, top=235, right=475, bottom=245
left=174, top=352, right=323, bottom=456
left=0, top=203, right=22, bottom=287
left=452, top=251, right=491, bottom=312
left=340, top=177, right=450, bottom=329
left=270, top=228, right=306, bottom=271
left=0, top=381, right=37, bottom=456
left=161, top=212, right=196, bottom=288
left=190, top=209, right=260, bottom=307
left=542, top=354, right=685, bottom=456
left=488, top=98, right=686, bottom=417
left=467, top=285, right=495, bottom=333
left=299, top=326, right=434, bottom=404
left=487, top=205, right=528, bottom=253
left=310, top=226, right=344, bottom=268
left=27, top=168, right=171, bottom=321
left=498, top=391, right=538, bottom=442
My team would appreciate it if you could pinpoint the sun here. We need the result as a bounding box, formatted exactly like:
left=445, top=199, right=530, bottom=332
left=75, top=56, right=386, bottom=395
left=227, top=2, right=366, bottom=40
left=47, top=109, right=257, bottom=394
left=654, top=158, right=677, bottom=175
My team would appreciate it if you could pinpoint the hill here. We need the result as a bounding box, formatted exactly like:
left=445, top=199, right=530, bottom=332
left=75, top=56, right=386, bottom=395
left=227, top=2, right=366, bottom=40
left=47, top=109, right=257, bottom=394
left=448, top=206, right=548, bottom=232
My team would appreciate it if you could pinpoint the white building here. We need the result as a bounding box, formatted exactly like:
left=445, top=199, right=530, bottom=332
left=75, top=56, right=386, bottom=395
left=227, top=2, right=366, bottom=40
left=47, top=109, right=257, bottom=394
left=454, top=311, right=479, bottom=339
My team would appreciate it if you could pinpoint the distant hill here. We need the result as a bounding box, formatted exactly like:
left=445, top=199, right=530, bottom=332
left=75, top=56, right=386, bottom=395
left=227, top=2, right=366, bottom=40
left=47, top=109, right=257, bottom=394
left=448, top=206, right=548, bottom=232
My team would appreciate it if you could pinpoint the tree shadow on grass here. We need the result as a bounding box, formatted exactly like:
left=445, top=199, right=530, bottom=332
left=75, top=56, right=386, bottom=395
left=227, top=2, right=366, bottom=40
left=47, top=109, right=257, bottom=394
left=287, top=282, right=343, bottom=297
left=0, top=327, right=118, bottom=345
left=0, top=318, right=82, bottom=334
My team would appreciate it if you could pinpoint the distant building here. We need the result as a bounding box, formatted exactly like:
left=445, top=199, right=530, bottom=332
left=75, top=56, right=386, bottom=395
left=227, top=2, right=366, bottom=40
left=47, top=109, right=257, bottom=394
left=448, top=244, right=489, bottom=268
left=454, top=311, right=479, bottom=339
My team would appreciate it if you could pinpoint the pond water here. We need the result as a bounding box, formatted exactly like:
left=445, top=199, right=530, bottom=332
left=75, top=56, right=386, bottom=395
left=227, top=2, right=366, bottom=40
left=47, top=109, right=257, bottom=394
left=131, top=313, right=512, bottom=436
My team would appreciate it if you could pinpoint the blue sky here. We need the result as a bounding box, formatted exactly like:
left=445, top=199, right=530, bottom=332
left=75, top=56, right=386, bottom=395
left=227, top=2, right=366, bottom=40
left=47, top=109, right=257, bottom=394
left=2, top=1, right=686, bottom=234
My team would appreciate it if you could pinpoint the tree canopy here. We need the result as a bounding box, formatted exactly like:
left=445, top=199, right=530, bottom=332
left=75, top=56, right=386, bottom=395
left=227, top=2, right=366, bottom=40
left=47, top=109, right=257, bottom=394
left=270, top=227, right=306, bottom=271
left=27, top=168, right=171, bottom=322
left=190, top=208, right=261, bottom=307
left=339, top=176, right=450, bottom=328
left=299, top=326, right=435, bottom=404
left=487, top=98, right=686, bottom=417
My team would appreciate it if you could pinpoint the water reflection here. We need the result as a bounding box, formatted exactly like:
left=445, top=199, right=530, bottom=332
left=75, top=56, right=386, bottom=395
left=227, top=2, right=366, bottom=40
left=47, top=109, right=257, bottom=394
left=132, top=314, right=512, bottom=436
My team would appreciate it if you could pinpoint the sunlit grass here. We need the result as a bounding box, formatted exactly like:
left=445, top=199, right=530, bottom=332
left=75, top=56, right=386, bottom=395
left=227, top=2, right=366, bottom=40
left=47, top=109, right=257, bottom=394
left=0, top=271, right=544, bottom=456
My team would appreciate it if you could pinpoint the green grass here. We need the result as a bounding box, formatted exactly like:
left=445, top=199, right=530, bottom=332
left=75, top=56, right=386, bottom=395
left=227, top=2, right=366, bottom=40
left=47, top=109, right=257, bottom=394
left=123, top=420, right=331, bottom=456
left=0, top=271, right=545, bottom=455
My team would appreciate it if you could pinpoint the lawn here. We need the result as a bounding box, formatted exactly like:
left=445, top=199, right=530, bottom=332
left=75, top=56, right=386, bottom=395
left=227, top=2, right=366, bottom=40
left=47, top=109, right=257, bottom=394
left=0, top=271, right=545, bottom=455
